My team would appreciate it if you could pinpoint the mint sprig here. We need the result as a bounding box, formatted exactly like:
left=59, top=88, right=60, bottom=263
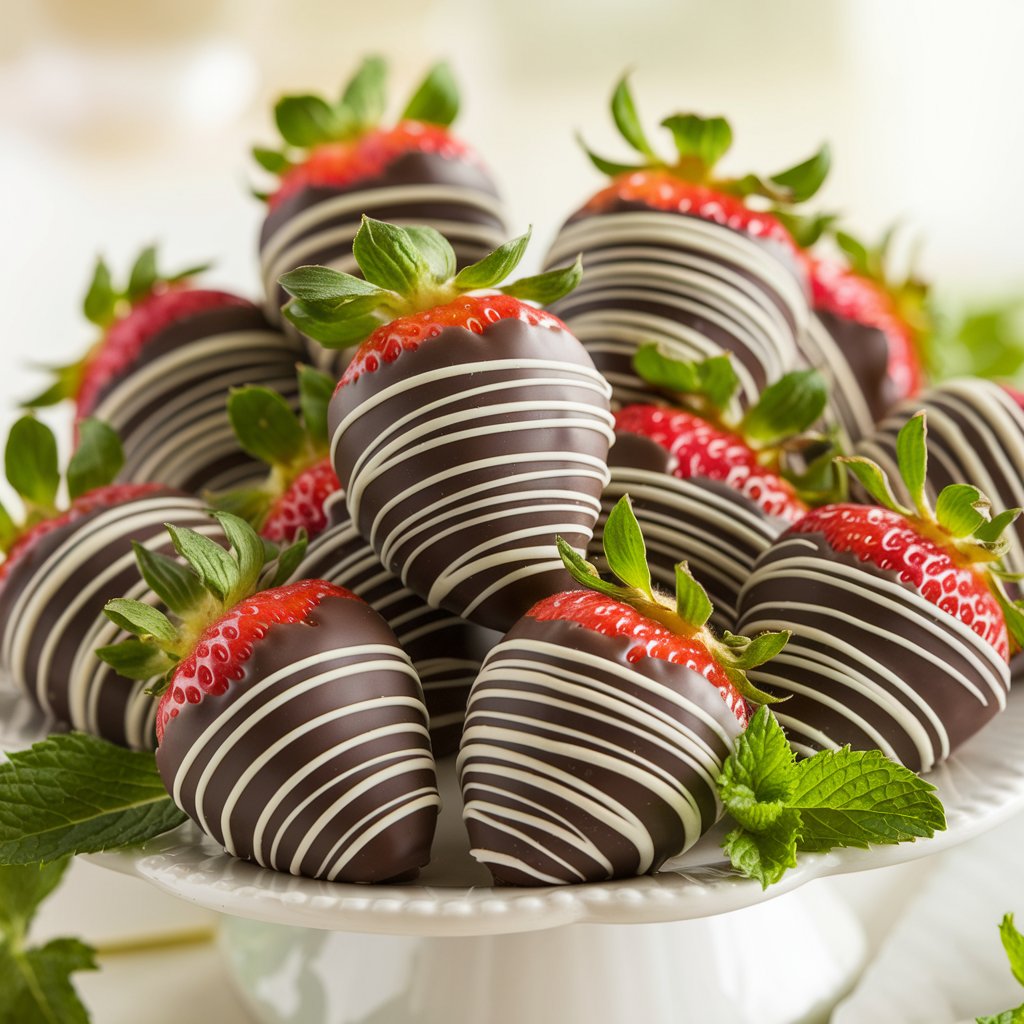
left=279, top=217, right=582, bottom=347
left=0, top=858, right=97, bottom=1024
left=718, top=707, right=946, bottom=889
left=0, top=734, right=185, bottom=866
left=976, top=914, right=1024, bottom=1023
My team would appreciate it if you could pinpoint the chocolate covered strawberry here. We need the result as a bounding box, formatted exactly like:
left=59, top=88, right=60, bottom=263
left=26, top=246, right=304, bottom=492
left=458, top=495, right=787, bottom=885
left=280, top=217, right=615, bottom=633
left=544, top=75, right=828, bottom=408
left=737, top=411, right=1023, bottom=772
left=255, top=56, right=507, bottom=366
left=98, top=513, right=440, bottom=882
left=857, top=377, right=1024, bottom=577
left=0, top=417, right=219, bottom=748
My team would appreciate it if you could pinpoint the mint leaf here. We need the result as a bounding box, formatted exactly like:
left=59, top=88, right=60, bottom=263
left=976, top=1007, right=1024, bottom=1024
left=6, top=416, right=60, bottom=512
left=675, top=563, right=713, bottom=630
left=501, top=255, right=583, bottom=305
left=742, top=369, right=828, bottom=445
left=227, top=386, right=306, bottom=467
left=1001, top=914, right=1024, bottom=987
left=0, top=858, right=70, bottom=931
left=401, top=61, right=459, bottom=126
left=601, top=495, right=652, bottom=596
left=722, top=811, right=800, bottom=890
left=0, top=734, right=185, bottom=865
left=66, top=419, right=124, bottom=500
left=660, top=113, right=732, bottom=170
left=610, top=74, right=655, bottom=158
left=454, top=228, right=532, bottom=291
left=790, top=748, right=946, bottom=851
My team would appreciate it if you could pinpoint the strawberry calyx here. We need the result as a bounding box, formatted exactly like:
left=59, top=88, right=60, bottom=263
left=631, top=345, right=845, bottom=506
left=24, top=246, right=213, bottom=409
left=278, top=217, right=582, bottom=355
left=208, top=365, right=336, bottom=535
left=836, top=411, right=1024, bottom=647
left=580, top=74, right=830, bottom=211
left=557, top=494, right=789, bottom=706
left=0, top=415, right=125, bottom=560
left=253, top=57, right=461, bottom=203
left=96, top=512, right=309, bottom=698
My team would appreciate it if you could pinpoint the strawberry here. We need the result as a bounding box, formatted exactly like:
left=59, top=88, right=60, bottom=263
left=458, top=494, right=788, bottom=885
left=25, top=246, right=305, bottom=493
left=857, top=378, right=1024, bottom=579
left=0, top=417, right=219, bottom=748
left=279, top=217, right=615, bottom=633
left=98, top=513, right=440, bottom=883
left=737, top=411, right=1023, bottom=772
left=209, top=365, right=340, bottom=543
left=544, top=75, right=828, bottom=409
left=255, top=57, right=507, bottom=369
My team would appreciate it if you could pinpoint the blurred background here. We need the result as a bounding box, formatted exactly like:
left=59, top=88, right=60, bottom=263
left=2, top=2, right=1024, bottom=1020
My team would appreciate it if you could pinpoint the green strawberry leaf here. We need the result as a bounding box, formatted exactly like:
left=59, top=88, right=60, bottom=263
left=352, top=217, right=433, bottom=295
left=297, top=364, right=335, bottom=448
left=65, top=419, right=124, bottom=500
left=405, top=226, right=457, bottom=284
left=790, top=747, right=946, bottom=851
left=401, top=61, right=459, bottom=126
left=579, top=137, right=641, bottom=178
left=0, top=501, right=19, bottom=552
left=728, top=629, right=792, bottom=671
left=660, top=113, right=732, bottom=171
left=501, top=255, right=583, bottom=305
left=601, top=494, right=653, bottom=597
left=990, top=577, right=1024, bottom=650
left=5, top=416, right=60, bottom=514
left=610, top=74, right=656, bottom=158
left=227, top=386, right=307, bottom=468
left=340, top=55, right=387, bottom=130
left=274, top=94, right=349, bottom=148
left=556, top=536, right=625, bottom=601
left=632, top=346, right=739, bottom=412
left=95, top=637, right=175, bottom=682
left=261, top=531, right=309, bottom=590
left=454, top=228, right=532, bottom=291
left=771, top=209, right=838, bottom=249
left=251, top=146, right=292, bottom=175
left=935, top=483, right=990, bottom=539
left=722, top=811, right=801, bottom=890
left=203, top=486, right=273, bottom=530
left=82, top=256, right=118, bottom=328
left=741, top=369, right=828, bottom=446
left=283, top=303, right=382, bottom=348
left=769, top=142, right=831, bottom=203
left=278, top=265, right=386, bottom=308
left=895, top=411, right=929, bottom=515
left=0, top=734, right=186, bottom=865
left=836, top=456, right=913, bottom=517
left=126, top=245, right=159, bottom=303
left=214, top=512, right=266, bottom=602
left=22, top=362, right=85, bottom=410
left=976, top=508, right=1023, bottom=545
left=675, top=562, right=713, bottom=630
left=164, top=524, right=237, bottom=603
left=835, top=230, right=873, bottom=279
left=130, top=542, right=205, bottom=617
left=102, top=599, right=179, bottom=647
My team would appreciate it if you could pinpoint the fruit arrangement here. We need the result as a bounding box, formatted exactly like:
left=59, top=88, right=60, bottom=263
left=6, top=58, right=1024, bottom=899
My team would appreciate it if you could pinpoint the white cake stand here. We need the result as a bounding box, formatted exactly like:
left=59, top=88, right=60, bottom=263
left=4, top=686, right=1024, bottom=1024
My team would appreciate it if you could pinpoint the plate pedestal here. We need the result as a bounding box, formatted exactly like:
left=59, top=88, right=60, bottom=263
left=219, top=880, right=867, bottom=1024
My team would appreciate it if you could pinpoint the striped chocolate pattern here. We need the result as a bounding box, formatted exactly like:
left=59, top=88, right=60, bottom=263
left=91, top=305, right=305, bottom=493
left=458, top=614, right=743, bottom=885
left=736, top=526, right=1011, bottom=773
left=0, top=490, right=219, bottom=750
left=293, top=490, right=498, bottom=757
left=543, top=206, right=809, bottom=410
left=856, top=378, right=1024, bottom=575
left=595, top=432, right=784, bottom=632
left=328, top=316, right=615, bottom=633
left=156, top=595, right=440, bottom=882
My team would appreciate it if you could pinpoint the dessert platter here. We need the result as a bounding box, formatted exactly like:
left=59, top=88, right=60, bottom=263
left=4, top=59, right=1024, bottom=1024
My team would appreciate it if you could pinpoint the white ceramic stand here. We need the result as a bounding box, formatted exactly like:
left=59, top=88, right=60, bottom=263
left=219, top=880, right=866, bottom=1024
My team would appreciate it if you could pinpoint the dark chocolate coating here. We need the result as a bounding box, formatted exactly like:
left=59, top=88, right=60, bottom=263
left=258, top=150, right=508, bottom=374
left=90, top=304, right=305, bottom=493
left=328, top=315, right=614, bottom=633
left=156, top=594, right=439, bottom=883
left=543, top=202, right=808, bottom=410
left=857, top=378, right=1024, bottom=576
left=293, top=490, right=500, bottom=757
left=458, top=614, right=743, bottom=885
left=736, top=527, right=1010, bottom=772
left=0, top=489, right=216, bottom=749
left=814, top=309, right=894, bottom=424
left=596, top=432, right=784, bottom=632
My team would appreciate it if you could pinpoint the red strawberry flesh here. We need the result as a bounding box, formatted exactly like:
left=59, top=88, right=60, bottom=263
left=584, top=171, right=798, bottom=254
left=338, top=294, right=569, bottom=388
left=156, top=579, right=356, bottom=743
left=0, top=483, right=166, bottom=589
left=261, top=458, right=341, bottom=544
left=77, top=288, right=252, bottom=419
left=615, top=404, right=807, bottom=523
left=270, top=122, right=477, bottom=209
left=792, top=504, right=1008, bottom=658
left=529, top=589, right=749, bottom=725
